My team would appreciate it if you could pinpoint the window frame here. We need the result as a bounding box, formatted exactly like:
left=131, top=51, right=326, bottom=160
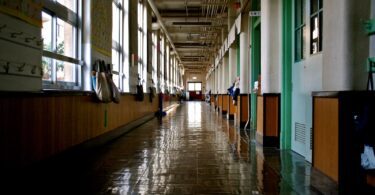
left=112, top=0, right=123, bottom=91
left=188, top=82, right=202, bottom=92
left=41, top=0, right=82, bottom=90
left=310, top=0, right=323, bottom=55
left=294, top=0, right=306, bottom=62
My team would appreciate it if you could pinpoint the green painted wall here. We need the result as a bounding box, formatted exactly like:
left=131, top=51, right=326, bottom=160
left=281, top=0, right=292, bottom=149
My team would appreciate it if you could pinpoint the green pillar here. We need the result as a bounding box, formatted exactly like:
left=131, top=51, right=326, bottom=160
left=281, top=0, right=292, bottom=149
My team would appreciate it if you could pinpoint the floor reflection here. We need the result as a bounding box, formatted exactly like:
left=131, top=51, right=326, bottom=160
left=14, top=101, right=338, bottom=194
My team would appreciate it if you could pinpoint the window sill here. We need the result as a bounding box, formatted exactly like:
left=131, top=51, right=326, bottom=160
left=0, top=90, right=94, bottom=97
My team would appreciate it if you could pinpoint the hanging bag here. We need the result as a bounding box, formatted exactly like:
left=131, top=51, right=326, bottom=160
left=105, top=63, right=121, bottom=103
left=93, top=60, right=111, bottom=103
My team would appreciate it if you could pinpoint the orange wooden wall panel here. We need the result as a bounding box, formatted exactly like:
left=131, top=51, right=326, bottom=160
left=264, top=96, right=279, bottom=137
left=240, top=95, right=249, bottom=122
left=218, top=95, right=222, bottom=110
left=0, top=94, right=160, bottom=168
left=222, top=95, right=229, bottom=111
left=229, top=99, right=235, bottom=115
left=256, top=96, right=263, bottom=135
left=313, top=97, right=339, bottom=182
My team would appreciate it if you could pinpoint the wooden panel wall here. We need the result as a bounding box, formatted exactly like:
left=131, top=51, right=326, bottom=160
left=218, top=95, right=223, bottom=111
left=257, top=95, right=263, bottom=135
left=264, top=96, right=279, bottom=137
left=235, top=98, right=241, bottom=126
left=222, top=95, right=229, bottom=111
left=0, top=94, right=160, bottom=169
left=229, top=98, right=236, bottom=115
left=240, top=95, right=249, bottom=123
left=313, top=97, right=339, bottom=182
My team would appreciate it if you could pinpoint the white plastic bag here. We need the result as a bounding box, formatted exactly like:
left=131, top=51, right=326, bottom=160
left=361, top=145, right=375, bottom=170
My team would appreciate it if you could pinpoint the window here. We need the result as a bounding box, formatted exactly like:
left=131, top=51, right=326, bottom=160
left=111, top=0, right=129, bottom=92
left=42, top=0, right=81, bottom=89
left=310, top=0, right=323, bottom=54
left=295, top=0, right=306, bottom=61
left=152, top=32, right=158, bottom=92
left=138, top=0, right=147, bottom=92
left=160, top=34, right=165, bottom=93
left=188, top=82, right=202, bottom=91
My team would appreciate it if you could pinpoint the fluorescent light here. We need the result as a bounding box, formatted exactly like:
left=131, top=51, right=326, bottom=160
left=192, top=76, right=197, bottom=80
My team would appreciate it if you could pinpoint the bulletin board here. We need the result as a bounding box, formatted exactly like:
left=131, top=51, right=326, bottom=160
left=0, top=0, right=42, bottom=27
left=91, top=0, right=112, bottom=57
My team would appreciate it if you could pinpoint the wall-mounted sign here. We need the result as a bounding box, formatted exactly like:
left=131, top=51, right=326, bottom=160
left=249, top=11, right=261, bottom=17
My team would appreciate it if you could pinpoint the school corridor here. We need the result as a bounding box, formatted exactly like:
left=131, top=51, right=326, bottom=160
left=1, top=0, right=375, bottom=194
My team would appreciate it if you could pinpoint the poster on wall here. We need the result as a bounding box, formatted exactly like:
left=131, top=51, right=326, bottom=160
left=0, top=0, right=42, bottom=27
left=91, top=0, right=112, bottom=57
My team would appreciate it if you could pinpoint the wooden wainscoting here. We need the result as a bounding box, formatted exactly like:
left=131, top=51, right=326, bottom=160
left=0, top=92, right=160, bottom=170
left=256, top=94, right=280, bottom=147
left=240, top=95, right=249, bottom=128
left=263, top=94, right=280, bottom=147
left=218, top=95, right=223, bottom=113
left=228, top=97, right=236, bottom=120
left=313, top=97, right=339, bottom=182
left=256, top=95, right=264, bottom=144
left=222, top=95, right=229, bottom=115
left=235, top=97, right=241, bottom=127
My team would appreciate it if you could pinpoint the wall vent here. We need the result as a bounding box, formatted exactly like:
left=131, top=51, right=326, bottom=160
left=295, top=122, right=306, bottom=144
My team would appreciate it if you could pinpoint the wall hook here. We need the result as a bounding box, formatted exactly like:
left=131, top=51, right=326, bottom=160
left=40, top=67, right=44, bottom=76
left=11, top=31, right=23, bottom=38
left=18, top=63, right=26, bottom=72
left=36, top=38, right=43, bottom=46
left=25, top=36, right=36, bottom=43
left=31, top=65, right=37, bottom=74
left=4, top=62, right=10, bottom=73
left=0, top=24, right=6, bottom=32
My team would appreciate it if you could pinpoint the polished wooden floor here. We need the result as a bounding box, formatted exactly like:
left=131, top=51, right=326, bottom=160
left=5, top=102, right=338, bottom=194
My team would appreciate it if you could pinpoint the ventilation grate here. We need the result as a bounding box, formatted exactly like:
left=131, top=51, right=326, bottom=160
left=295, top=122, right=306, bottom=144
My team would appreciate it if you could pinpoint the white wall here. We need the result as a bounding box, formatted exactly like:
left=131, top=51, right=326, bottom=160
left=261, top=0, right=282, bottom=93
left=240, top=14, right=250, bottom=94
left=0, top=13, right=42, bottom=91
left=323, top=0, right=370, bottom=91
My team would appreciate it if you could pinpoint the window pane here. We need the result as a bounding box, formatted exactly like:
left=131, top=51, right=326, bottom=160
left=42, top=12, right=53, bottom=52
left=56, top=18, right=75, bottom=58
left=42, top=57, right=52, bottom=81
left=112, top=3, right=120, bottom=43
left=311, top=0, right=318, bottom=14
left=188, top=83, right=195, bottom=91
left=195, top=83, right=202, bottom=91
left=112, top=49, right=119, bottom=72
left=311, top=16, right=319, bottom=54
left=56, top=0, right=77, bottom=12
left=295, top=0, right=301, bottom=27
left=319, top=14, right=323, bottom=52
left=319, top=0, right=323, bottom=9
left=56, top=60, right=75, bottom=82
left=113, top=74, right=119, bottom=88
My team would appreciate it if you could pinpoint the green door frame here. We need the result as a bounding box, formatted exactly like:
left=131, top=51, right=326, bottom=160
left=250, top=17, right=260, bottom=129
left=281, top=0, right=292, bottom=149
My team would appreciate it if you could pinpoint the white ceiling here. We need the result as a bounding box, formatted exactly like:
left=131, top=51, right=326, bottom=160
left=153, top=0, right=229, bottom=73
